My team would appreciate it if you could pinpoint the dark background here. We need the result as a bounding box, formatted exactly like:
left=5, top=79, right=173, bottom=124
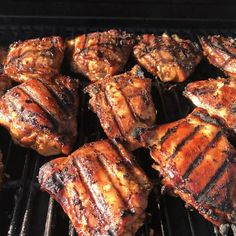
left=0, top=0, right=236, bottom=20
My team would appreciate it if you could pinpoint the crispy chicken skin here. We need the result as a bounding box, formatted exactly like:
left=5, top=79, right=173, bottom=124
left=85, top=65, right=156, bottom=150
left=200, top=35, right=236, bottom=78
left=184, top=77, right=236, bottom=136
left=4, top=36, right=65, bottom=83
left=133, top=33, right=202, bottom=82
left=39, top=139, right=152, bottom=236
left=139, top=108, right=236, bottom=229
left=0, top=75, right=79, bottom=156
left=67, top=29, right=134, bottom=82
left=0, top=48, right=12, bottom=97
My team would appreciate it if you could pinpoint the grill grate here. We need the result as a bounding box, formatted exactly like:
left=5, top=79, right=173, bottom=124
left=0, top=17, right=235, bottom=236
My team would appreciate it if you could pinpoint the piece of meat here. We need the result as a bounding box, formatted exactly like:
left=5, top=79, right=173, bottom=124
left=0, top=47, right=7, bottom=66
left=184, top=77, right=236, bottom=137
left=39, top=139, right=152, bottom=236
left=133, top=33, right=202, bottom=82
left=85, top=65, right=156, bottom=150
left=0, top=75, right=79, bottom=156
left=139, top=108, right=236, bottom=230
left=4, top=36, right=65, bottom=83
left=0, top=74, right=12, bottom=97
left=200, top=35, right=236, bottom=78
left=67, top=29, right=134, bottom=82
left=0, top=48, right=12, bottom=97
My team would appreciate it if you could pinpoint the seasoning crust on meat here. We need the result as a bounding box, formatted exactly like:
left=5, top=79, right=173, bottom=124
left=200, top=35, right=236, bottom=78
left=133, top=33, right=202, bottom=82
left=184, top=77, right=236, bottom=136
left=140, top=108, right=236, bottom=229
left=85, top=65, right=156, bottom=150
left=39, top=139, right=152, bottom=236
left=67, top=29, right=135, bottom=82
left=4, top=36, right=65, bottom=83
left=0, top=48, right=12, bottom=97
left=0, top=75, right=79, bottom=156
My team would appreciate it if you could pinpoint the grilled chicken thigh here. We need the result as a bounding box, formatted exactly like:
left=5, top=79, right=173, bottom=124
left=184, top=77, right=236, bottom=136
left=0, top=47, right=7, bottom=65
left=39, top=139, right=152, bottom=236
left=0, top=75, right=79, bottom=156
left=133, top=33, right=202, bottom=82
left=85, top=65, right=156, bottom=150
left=200, top=35, right=236, bottom=78
left=0, top=48, right=12, bottom=97
left=4, top=36, right=65, bottom=83
left=140, top=108, right=236, bottom=229
left=67, top=29, right=134, bottom=82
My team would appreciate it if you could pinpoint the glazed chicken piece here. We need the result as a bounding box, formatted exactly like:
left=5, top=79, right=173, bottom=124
left=39, top=139, right=152, bottom=236
left=85, top=65, right=156, bottom=150
left=140, top=108, right=236, bottom=232
left=4, top=36, right=65, bottom=83
left=0, top=74, right=12, bottom=97
left=184, top=77, right=236, bottom=136
left=0, top=47, right=7, bottom=65
left=67, top=29, right=134, bottom=82
left=200, top=35, right=236, bottom=78
left=0, top=74, right=79, bottom=156
left=0, top=48, right=12, bottom=97
left=133, top=33, right=202, bottom=82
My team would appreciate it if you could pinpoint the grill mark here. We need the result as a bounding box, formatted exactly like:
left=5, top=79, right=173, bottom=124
left=182, top=131, right=222, bottom=179
left=108, top=140, right=144, bottom=187
left=218, top=36, right=236, bottom=58
left=192, top=110, right=220, bottom=127
left=167, top=35, right=185, bottom=69
left=92, top=147, right=130, bottom=211
left=17, top=87, right=59, bottom=131
left=54, top=77, right=75, bottom=104
left=5, top=98, right=54, bottom=132
left=70, top=183, right=106, bottom=234
left=34, top=77, right=70, bottom=115
left=168, top=125, right=201, bottom=160
left=116, top=80, right=140, bottom=123
left=159, top=124, right=179, bottom=145
left=203, top=37, right=236, bottom=58
left=195, top=151, right=234, bottom=203
left=72, top=158, right=108, bottom=227
left=69, top=186, right=94, bottom=235
left=103, top=89, right=126, bottom=138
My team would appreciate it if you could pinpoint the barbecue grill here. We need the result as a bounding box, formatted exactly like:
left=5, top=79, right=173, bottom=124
left=0, top=16, right=235, bottom=236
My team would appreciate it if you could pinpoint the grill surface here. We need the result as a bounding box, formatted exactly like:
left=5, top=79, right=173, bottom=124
left=0, top=17, right=235, bottom=236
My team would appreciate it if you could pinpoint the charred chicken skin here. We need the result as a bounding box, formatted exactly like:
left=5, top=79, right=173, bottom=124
left=4, top=36, right=65, bottom=83
left=140, top=108, right=236, bottom=230
left=0, top=48, right=12, bottom=97
left=67, top=29, right=135, bottom=82
left=133, top=33, right=202, bottom=82
left=184, top=77, right=236, bottom=137
left=39, top=139, right=152, bottom=236
left=85, top=65, right=156, bottom=150
left=0, top=75, right=79, bottom=156
left=200, top=35, right=236, bottom=78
